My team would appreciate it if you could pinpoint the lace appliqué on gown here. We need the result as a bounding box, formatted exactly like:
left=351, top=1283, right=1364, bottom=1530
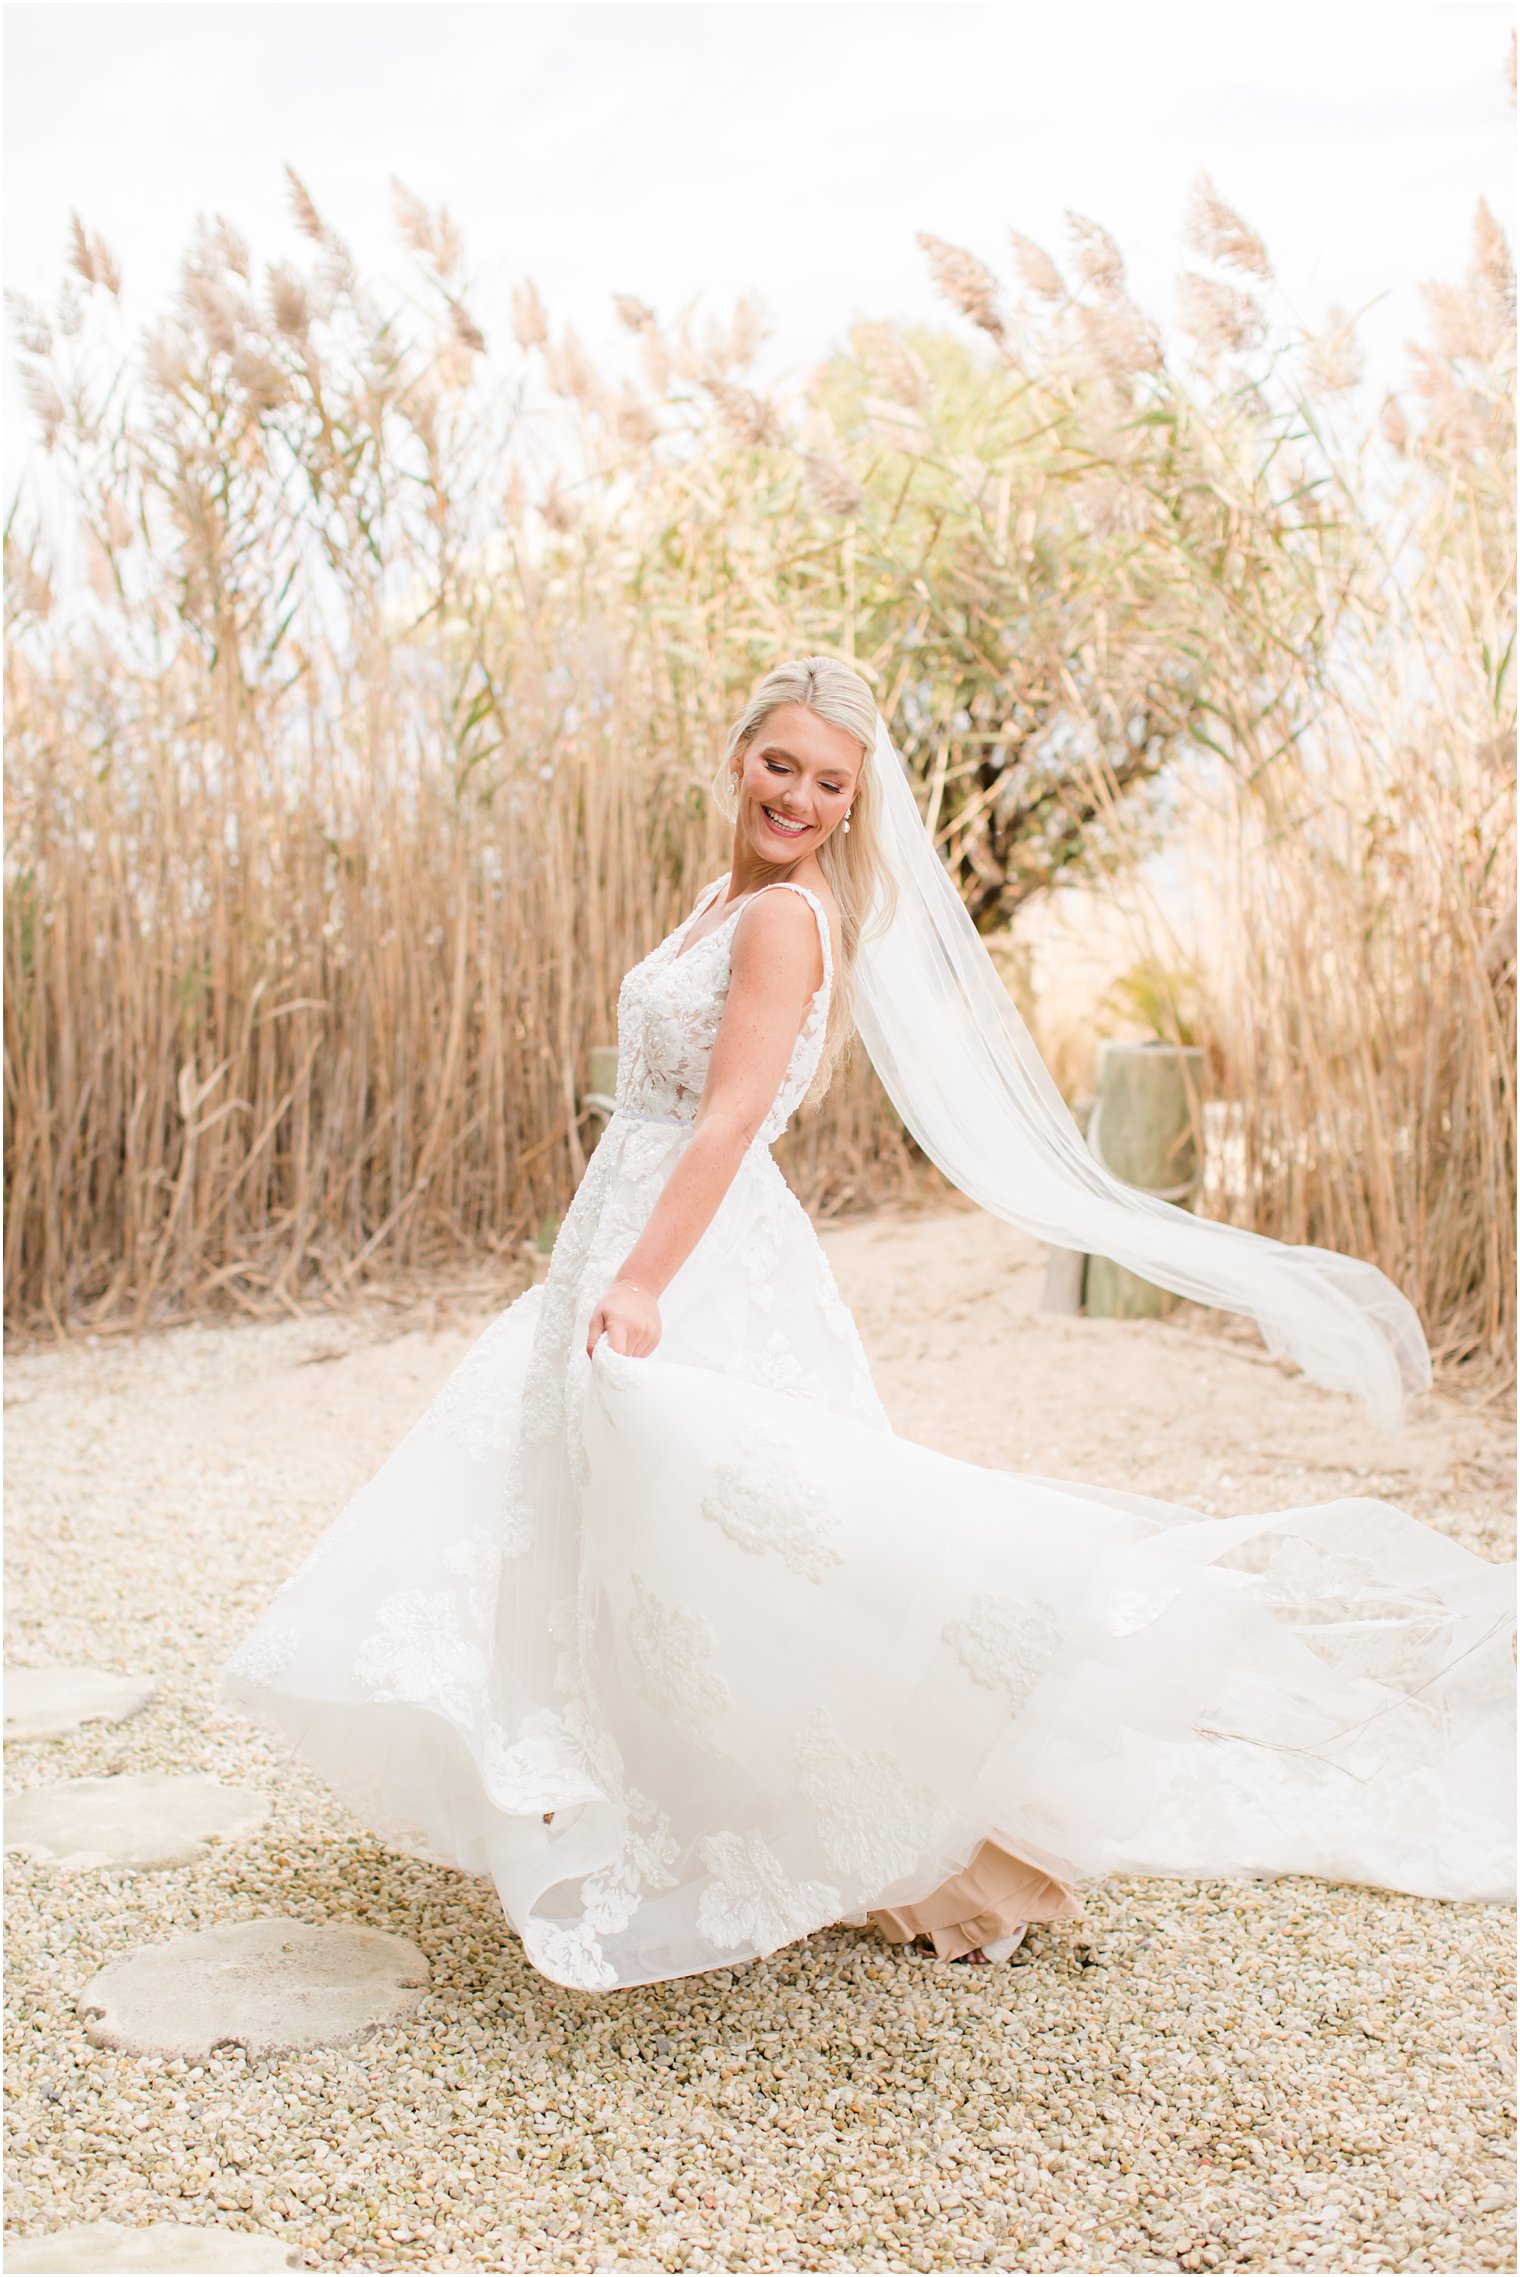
left=943, top=1591, right=1065, bottom=1714
left=701, top=1424, right=841, bottom=1582
left=626, top=1573, right=731, bottom=1750
left=696, top=1828, right=843, bottom=1955
left=794, top=1712, right=949, bottom=1882
left=353, top=1591, right=487, bottom=1725
left=407, top=1310, right=526, bottom=1462
left=224, top=1625, right=301, bottom=1685
left=725, top=1331, right=831, bottom=1404
left=443, top=1530, right=504, bottom=1627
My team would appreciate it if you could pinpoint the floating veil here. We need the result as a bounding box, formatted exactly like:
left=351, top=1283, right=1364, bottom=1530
left=851, top=717, right=1432, bottom=1434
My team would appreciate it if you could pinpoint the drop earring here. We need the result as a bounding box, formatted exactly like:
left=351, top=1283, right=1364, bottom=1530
left=842, top=808, right=853, bottom=833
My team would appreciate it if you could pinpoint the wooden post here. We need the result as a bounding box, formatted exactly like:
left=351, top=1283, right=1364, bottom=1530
left=1084, top=1040, right=1206, bottom=1320
left=572, top=1044, right=620, bottom=1179
left=1041, top=1091, right=1093, bottom=1315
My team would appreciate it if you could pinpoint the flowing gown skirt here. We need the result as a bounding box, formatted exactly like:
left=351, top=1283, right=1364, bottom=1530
left=223, top=854, right=1515, bottom=1991
left=223, top=1214, right=1515, bottom=1991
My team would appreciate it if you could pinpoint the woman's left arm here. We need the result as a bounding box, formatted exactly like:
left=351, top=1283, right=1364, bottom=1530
left=585, top=893, right=823, bottom=1357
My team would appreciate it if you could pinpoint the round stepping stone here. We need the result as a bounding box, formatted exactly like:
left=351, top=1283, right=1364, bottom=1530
left=6, top=2221, right=298, bottom=2272
left=5, top=1665, right=156, bottom=1743
left=78, top=1916, right=430, bottom=2059
left=5, top=1775, right=269, bottom=1869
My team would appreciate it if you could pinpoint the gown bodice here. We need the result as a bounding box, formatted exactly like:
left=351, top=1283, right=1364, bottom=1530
left=615, top=874, right=834, bottom=1144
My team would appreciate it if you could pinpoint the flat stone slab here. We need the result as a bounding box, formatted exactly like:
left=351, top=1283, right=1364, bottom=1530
left=78, top=1915, right=430, bottom=2059
left=5, top=1775, right=269, bottom=1869
left=5, top=2220, right=299, bottom=2272
left=5, top=1666, right=156, bottom=1743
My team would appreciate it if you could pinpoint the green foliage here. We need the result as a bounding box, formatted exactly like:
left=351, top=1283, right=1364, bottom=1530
left=1102, top=958, right=1204, bottom=1049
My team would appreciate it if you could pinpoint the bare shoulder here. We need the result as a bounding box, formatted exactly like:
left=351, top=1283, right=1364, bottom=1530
left=730, top=882, right=829, bottom=995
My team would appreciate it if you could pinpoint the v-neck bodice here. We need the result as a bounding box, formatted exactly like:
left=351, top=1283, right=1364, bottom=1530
left=612, top=874, right=834, bottom=1143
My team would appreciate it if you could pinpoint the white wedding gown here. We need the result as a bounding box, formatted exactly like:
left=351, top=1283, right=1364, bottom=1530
left=222, top=876, right=1516, bottom=1991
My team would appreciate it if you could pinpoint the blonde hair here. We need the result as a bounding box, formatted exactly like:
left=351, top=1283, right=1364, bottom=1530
left=711, top=655, right=897, bottom=1098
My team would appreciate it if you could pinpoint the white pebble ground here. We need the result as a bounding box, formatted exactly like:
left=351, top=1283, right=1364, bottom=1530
left=5, top=1210, right=1515, bottom=2272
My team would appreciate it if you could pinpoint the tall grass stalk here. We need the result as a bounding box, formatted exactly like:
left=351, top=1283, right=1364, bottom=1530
left=5, top=169, right=1513, bottom=1383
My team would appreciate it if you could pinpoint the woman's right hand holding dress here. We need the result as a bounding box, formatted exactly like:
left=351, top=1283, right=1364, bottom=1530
left=586, top=1277, right=663, bottom=1358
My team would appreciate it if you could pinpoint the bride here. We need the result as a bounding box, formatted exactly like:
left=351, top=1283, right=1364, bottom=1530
left=222, top=656, right=1515, bottom=1993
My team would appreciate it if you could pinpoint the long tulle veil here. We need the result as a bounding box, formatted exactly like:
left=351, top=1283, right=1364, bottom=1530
left=852, top=716, right=1432, bottom=1433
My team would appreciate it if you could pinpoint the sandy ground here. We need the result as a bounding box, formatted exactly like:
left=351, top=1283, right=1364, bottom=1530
left=4, top=1208, right=1515, bottom=2273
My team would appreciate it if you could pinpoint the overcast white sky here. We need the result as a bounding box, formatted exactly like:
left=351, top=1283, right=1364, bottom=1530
left=4, top=0, right=1515, bottom=534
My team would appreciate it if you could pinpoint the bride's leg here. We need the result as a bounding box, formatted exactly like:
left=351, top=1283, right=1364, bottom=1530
left=868, top=1835, right=1084, bottom=1962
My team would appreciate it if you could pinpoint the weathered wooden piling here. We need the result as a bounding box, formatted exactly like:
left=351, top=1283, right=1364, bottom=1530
left=1083, top=1039, right=1206, bottom=1319
left=586, top=1044, right=619, bottom=1123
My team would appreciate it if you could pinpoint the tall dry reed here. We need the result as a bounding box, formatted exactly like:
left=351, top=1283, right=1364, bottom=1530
left=1093, top=201, right=1516, bottom=1377
left=5, top=164, right=1514, bottom=1383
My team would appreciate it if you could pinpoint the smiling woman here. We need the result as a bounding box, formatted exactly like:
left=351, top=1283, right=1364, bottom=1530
left=581, top=665, right=879, bottom=1374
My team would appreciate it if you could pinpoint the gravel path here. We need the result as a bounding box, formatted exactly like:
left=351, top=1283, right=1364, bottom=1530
left=5, top=1209, right=1515, bottom=2273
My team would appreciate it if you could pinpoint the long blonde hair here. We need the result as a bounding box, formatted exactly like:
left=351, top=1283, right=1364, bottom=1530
left=711, top=656, right=898, bottom=1098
